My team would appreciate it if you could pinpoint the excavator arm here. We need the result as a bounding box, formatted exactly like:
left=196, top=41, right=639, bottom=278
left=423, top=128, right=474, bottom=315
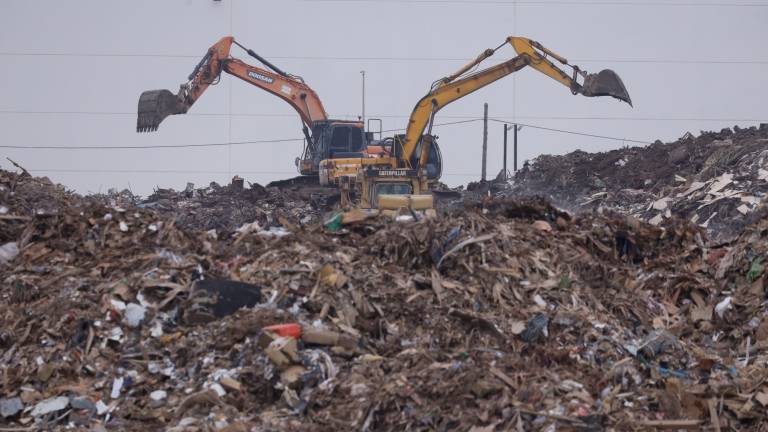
left=137, top=36, right=328, bottom=132
left=397, top=36, right=632, bottom=169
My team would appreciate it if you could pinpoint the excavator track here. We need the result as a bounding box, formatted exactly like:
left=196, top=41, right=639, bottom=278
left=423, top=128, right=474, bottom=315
left=267, top=175, right=341, bottom=209
left=267, top=175, right=320, bottom=189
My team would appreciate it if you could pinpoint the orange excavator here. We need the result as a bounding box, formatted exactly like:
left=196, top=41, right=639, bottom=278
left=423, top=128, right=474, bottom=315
left=136, top=36, right=370, bottom=176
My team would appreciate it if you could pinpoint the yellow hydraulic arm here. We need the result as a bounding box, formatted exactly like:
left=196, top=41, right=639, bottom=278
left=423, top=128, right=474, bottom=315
left=394, top=36, right=632, bottom=170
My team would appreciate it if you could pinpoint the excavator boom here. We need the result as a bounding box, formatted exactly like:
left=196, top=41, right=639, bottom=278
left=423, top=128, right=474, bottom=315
left=137, top=36, right=328, bottom=133
left=397, top=36, right=632, bottom=169
left=137, top=35, right=377, bottom=177
left=507, top=37, right=631, bottom=105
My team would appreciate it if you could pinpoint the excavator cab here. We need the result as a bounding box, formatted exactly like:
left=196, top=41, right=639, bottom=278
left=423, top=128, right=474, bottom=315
left=300, top=120, right=368, bottom=175
left=403, top=134, right=443, bottom=181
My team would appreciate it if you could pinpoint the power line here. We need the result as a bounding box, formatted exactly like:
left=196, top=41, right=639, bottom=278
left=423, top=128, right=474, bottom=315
left=0, top=110, right=293, bottom=117
left=25, top=168, right=477, bottom=177
left=0, top=119, right=482, bottom=150
left=0, top=52, right=200, bottom=59
left=341, top=114, right=768, bottom=123
left=570, top=59, right=768, bottom=65
left=380, top=118, right=481, bottom=133
left=488, top=118, right=652, bottom=144
left=302, top=0, right=768, bottom=6
left=0, top=137, right=304, bottom=150
left=486, top=115, right=768, bottom=122
left=2, top=52, right=766, bottom=65
left=0, top=116, right=654, bottom=151
left=1, top=110, right=764, bottom=123
left=27, top=169, right=297, bottom=175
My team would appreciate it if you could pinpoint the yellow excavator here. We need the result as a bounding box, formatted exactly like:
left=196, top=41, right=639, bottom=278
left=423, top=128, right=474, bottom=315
left=321, top=36, right=632, bottom=213
left=136, top=36, right=372, bottom=177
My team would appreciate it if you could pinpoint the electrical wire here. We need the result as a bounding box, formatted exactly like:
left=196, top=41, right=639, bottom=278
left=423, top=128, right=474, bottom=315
left=1, top=110, right=763, bottom=123
left=0, top=110, right=296, bottom=117
left=25, top=168, right=477, bottom=177
left=2, top=52, right=766, bottom=65
left=0, top=117, right=652, bottom=151
left=488, top=117, right=652, bottom=144
left=301, top=0, right=768, bottom=6
left=9, top=117, right=659, bottom=178
left=0, top=138, right=304, bottom=150
left=380, top=118, right=482, bottom=133
left=482, top=115, right=768, bottom=122
left=0, top=119, right=480, bottom=150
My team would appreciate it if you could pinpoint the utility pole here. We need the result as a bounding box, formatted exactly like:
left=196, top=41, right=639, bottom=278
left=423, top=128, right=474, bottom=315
left=503, top=123, right=508, bottom=180
left=360, top=70, right=366, bottom=125
left=482, top=103, right=488, bottom=182
left=514, top=124, right=519, bottom=171
left=504, top=123, right=521, bottom=174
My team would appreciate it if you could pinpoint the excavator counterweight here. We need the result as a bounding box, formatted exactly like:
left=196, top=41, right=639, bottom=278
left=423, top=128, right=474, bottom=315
left=580, top=69, right=632, bottom=106
left=137, top=89, right=185, bottom=132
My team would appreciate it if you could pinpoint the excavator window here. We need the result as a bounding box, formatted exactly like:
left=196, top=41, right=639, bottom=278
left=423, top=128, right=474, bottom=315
left=330, top=127, right=349, bottom=152
left=377, top=183, right=412, bottom=196
left=411, top=137, right=443, bottom=180
left=349, top=128, right=364, bottom=151
left=329, top=126, right=365, bottom=156
left=369, top=182, right=413, bottom=208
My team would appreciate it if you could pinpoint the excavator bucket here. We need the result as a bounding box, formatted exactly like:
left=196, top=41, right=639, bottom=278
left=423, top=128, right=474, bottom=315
left=580, top=69, right=632, bottom=106
left=137, top=89, right=185, bottom=132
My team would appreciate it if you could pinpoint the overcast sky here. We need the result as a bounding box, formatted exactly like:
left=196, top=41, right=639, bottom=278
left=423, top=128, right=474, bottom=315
left=1, top=0, right=766, bottom=195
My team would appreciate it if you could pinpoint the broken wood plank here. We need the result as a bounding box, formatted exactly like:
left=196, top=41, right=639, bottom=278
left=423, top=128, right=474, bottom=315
left=430, top=269, right=445, bottom=302
left=708, top=398, right=721, bottom=432
left=489, top=367, right=516, bottom=389
left=0, top=215, right=31, bottom=221
left=515, top=407, right=587, bottom=427
left=636, top=419, right=702, bottom=430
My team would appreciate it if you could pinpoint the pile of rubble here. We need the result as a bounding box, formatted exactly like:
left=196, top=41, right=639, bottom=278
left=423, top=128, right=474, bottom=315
left=2, top=168, right=768, bottom=430
left=508, top=124, right=768, bottom=243
left=138, top=177, right=329, bottom=233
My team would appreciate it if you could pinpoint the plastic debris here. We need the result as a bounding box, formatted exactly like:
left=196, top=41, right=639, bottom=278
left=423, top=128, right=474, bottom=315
left=30, top=396, right=69, bottom=417
left=637, top=329, right=679, bottom=359
left=0, top=397, right=23, bottom=418
left=521, top=314, right=549, bottom=342
left=150, top=390, right=167, bottom=401
left=123, top=303, right=146, bottom=327
left=715, top=296, right=733, bottom=318
left=95, top=400, right=110, bottom=415
left=110, top=377, right=124, bottom=399
left=0, top=242, right=18, bottom=264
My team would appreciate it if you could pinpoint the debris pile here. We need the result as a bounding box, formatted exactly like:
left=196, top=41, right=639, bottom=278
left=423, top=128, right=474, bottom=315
left=509, top=124, right=768, bottom=243
left=140, top=178, right=328, bottom=232
left=2, top=168, right=768, bottom=430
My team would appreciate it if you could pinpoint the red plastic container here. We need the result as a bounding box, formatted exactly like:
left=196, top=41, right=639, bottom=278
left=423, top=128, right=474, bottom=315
left=263, top=323, right=302, bottom=338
